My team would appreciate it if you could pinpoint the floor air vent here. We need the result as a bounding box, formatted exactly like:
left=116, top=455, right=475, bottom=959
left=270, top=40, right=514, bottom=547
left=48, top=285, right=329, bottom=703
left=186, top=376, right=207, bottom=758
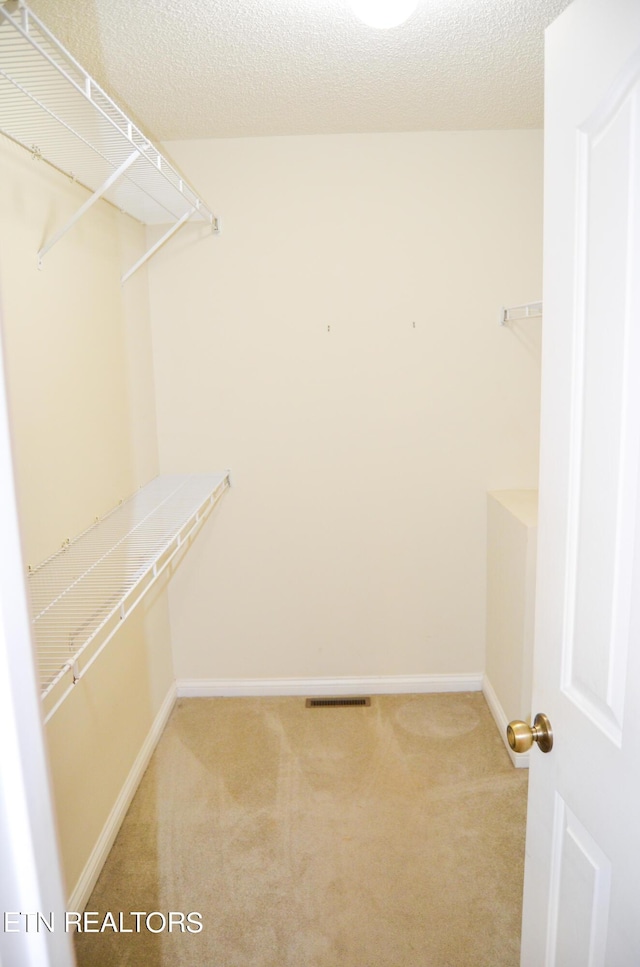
left=305, top=697, right=371, bottom=708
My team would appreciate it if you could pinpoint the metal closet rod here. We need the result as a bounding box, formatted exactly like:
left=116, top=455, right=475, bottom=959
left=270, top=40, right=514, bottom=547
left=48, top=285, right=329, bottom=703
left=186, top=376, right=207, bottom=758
left=499, top=301, right=543, bottom=326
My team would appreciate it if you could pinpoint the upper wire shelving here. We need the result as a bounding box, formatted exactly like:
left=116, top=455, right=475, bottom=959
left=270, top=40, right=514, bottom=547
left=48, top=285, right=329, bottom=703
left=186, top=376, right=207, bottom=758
left=0, top=0, right=219, bottom=282
left=29, top=473, right=230, bottom=723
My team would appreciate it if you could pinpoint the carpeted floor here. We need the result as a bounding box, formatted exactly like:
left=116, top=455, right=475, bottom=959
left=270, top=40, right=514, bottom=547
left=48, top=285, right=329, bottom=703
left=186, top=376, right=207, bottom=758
left=74, top=693, right=528, bottom=966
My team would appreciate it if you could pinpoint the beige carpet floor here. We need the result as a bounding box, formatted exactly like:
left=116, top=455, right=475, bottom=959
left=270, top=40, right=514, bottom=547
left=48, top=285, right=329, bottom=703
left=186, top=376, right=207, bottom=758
left=75, top=693, right=528, bottom=966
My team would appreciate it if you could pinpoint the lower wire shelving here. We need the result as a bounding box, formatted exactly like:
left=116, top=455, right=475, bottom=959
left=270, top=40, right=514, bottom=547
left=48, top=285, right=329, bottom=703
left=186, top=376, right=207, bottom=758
left=29, top=472, right=230, bottom=723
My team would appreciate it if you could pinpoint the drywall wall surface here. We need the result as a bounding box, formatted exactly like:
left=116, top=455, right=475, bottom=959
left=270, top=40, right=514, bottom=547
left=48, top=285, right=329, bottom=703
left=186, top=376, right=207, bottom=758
left=43, top=596, right=173, bottom=899
left=0, top=140, right=158, bottom=563
left=486, top=491, right=538, bottom=723
left=149, top=130, right=543, bottom=680
left=0, top=136, right=173, bottom=898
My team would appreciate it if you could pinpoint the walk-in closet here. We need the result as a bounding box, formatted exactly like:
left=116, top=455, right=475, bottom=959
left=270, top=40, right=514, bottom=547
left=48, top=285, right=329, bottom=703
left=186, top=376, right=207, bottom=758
left=5, top=0, right=635, bottom=963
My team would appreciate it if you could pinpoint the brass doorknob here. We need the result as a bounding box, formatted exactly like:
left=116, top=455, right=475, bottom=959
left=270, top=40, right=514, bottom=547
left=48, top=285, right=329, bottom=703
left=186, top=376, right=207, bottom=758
left=507, top=713, right=553, bottom=754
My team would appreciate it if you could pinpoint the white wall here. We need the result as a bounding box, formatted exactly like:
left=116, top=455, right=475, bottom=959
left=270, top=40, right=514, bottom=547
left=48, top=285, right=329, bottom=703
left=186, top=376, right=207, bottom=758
left=0, top=288, right=74, bottom=966
left=0, top=135, right=174, bottom=900
left=149, top=130, right=543, bottom=684
left=485, top=490, right=538, bottom=729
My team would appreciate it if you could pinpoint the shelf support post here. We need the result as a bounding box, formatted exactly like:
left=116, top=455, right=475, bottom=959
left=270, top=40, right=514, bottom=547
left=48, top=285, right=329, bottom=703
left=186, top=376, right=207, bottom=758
left=121, top=207, right=195, bottom=284
left=37, top=149, right=141, bottom=266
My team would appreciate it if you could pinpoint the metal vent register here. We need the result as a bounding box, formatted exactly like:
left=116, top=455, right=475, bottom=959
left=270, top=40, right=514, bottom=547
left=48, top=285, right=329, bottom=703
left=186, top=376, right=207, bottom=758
left=306, top=697, right=371, bottom=708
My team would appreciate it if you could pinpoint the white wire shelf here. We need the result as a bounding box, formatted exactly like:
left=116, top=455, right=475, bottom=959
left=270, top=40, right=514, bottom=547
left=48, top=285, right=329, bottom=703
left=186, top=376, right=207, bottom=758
left=0, top=1, right=219, bottom=281
left=499, top=301, right=543, bottom=326
left=29, top=472, right=230, bottom=722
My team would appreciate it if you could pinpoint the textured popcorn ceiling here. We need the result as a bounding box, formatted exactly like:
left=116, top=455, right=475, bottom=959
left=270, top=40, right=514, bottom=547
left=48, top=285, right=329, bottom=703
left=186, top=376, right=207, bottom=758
left=28, top=0, right=572, bottom=140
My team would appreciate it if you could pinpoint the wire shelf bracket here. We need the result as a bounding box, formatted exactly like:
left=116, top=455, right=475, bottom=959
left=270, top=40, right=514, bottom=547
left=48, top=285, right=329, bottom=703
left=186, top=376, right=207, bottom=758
left=499, top=301, right=543, bottom=326
left=121, top=207, right=194, bottom=284
left=0, top=0, right=220, bottom=283
left=37, top=149, right=141, bottom=268
left=28, top=472, right=231, bottom=723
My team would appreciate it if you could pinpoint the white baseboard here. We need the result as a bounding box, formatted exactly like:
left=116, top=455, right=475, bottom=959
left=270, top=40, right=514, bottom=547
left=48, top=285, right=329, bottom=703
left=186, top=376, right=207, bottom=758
left=67, top=682, right=177, bottom=912
left=482, top=674, right=529, bottom=769
left=176, top=673, right=483, bottom=698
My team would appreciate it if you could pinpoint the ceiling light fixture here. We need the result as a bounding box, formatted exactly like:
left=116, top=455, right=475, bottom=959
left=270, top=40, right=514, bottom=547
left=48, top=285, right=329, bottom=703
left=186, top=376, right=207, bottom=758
left=348, top=0, right=420, bottom=29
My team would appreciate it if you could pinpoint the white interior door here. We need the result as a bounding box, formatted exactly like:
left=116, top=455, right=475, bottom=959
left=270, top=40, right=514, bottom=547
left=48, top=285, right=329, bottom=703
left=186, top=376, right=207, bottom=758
left=521, top=0, right=640, bottom=963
